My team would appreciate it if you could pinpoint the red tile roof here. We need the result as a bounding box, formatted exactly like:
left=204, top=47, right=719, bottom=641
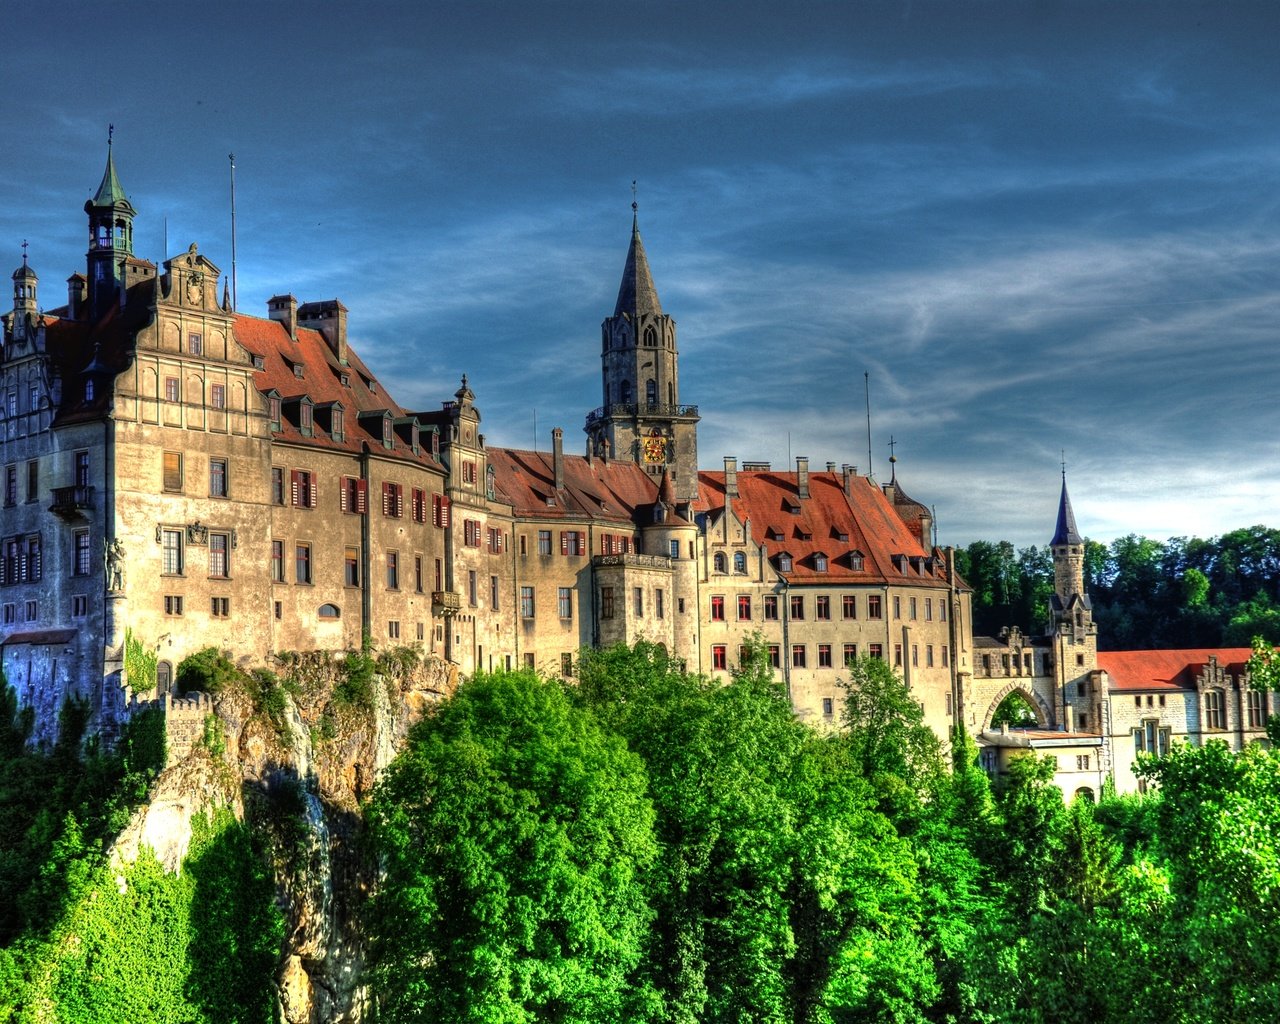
left=487, top=448, right=658, bottom=523
left=1097, top=648, right=1254, bottom=691
left=233, top=313, right=440, bottom=468
left=698, top=469, right=951, bottom=587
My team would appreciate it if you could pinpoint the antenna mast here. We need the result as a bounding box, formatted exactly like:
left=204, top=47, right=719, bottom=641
left=864, top=372, right=874, bottom=481
left=228, top=153, right=238, bottom=311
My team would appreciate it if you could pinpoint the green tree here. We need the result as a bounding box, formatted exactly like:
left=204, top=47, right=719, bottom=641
left=366, top=669, right=657, bottom=1024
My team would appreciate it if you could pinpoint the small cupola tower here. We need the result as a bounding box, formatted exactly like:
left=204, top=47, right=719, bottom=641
left=1049, top=469, right=1094, bottom=639
left=11, top=242, right=38, bottom=342
left=586, top=199, right=700, bottom=501
left=84, top=127, right=136, bottom=321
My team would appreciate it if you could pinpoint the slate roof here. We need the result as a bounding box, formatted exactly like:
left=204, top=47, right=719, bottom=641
left=1097, top=648, right=1254, bottom=691
left=1050, top=476, right=1084, bottom=546
left=487, top=447, right=658, bottom=523
left=697, top=468, right=956, bottom=588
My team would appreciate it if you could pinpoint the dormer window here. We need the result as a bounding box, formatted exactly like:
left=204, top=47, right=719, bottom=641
left=786, top=501, right=801, bottom=515
left=768, top=527, right=784, bottom=542
left=382, top=417, right=393, bottom=449
left=369, top=380, right=378, bottom=395
left=849, top=550, right=864, bottom=571
left=431, top=430, right=440, bottom=458
left=84, top=379, right=95, bottom=402
left=814, top=553, right=828, bottom=572
left=293, top=363, right=304, bottom=379
left=299, top=400, right=313, bottom=437
left=340, top=372, right=350, bottom=387
left=410, top=423, right=420, bottom=453
left=268, top=394, right=281, bottom=431
left=837, top=531, right=849, bottom=542
left=252, top=355, right=265, bottom=370
left=332, top=407, right=345, bottom=442
left=777, top=552, right=793, bottom=572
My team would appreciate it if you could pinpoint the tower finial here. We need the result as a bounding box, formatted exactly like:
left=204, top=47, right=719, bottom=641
left=108, top=123, right=114, bottom=147
left=1061, top=448, right=1066, bottom=479
left=21, top=240, right=28, bottom=267
left=631, top=179, right=637, bottom=215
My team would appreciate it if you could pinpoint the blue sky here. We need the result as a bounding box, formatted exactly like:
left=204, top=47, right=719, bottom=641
left=4, top=1, right=1278, bottom=547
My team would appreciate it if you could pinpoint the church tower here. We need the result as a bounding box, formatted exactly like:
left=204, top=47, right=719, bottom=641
left=84, top=131, right=136, bottom=321
left=585, top=205, right=700, bottom=502
left=1049, top=471, right=1099, bottom=733
left=1050, top=472, right=1092, bottom=635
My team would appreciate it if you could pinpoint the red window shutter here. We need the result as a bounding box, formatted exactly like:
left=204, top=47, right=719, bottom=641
left=340, top=478, right=349, bottom=512
left=291, top=470, right=300, bottom=507
left=308, top=474, right=317, bottom=508
left=382, top=482, right=390, bottom=516
left=578, top=531, right=586, bottom=554
left=441, top=496, right=451, bottom=529
left=561, top=532, right=569, bottom=555
left=357, top=479, right=368, bottom=514
left=431, top=494, right=440, bottom=527
left=396, top=486, right=403, bottom=518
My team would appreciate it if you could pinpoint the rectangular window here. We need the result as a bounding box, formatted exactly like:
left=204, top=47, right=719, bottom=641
left=538, top=530, right=553, bottom=555
left=209, top=533, right=229, bottom=578
left=559, top=587, right=572, bottom=619
left=669, top=539, right=679, bottom=559
left=340, top=477, right=368, bottom=514
left=822, top=697, right=834, bottom=717
left=272, top=467, right=285, bottom=505
left=462, top=461, right=476, bottom=484
left=386, top=551, right=399, bottom=589
left=163, top=451, right=183, bottom=491
left=71, top=594, right=88, bottom=618
left=25, top=461, right=37, bottom=503
left=790, top=595, right=804, bottom=619
left=925, top=598, right=933, bottom=621
left=911, top=644, right=919, bottom=667
left=412, top=487, right=426, bottom=523
left=75, top=451, right=90, bottom=488
left=73, top=529, right=91, bottom=576
left=487, top=527, right=503, bottom=554
left=520, top=586, right=535, bottom=619
left=165, top=376, right=179, bottom=402
left=634, top=587, right=644, bottom=617
left=867, top=595, right=883, bottom=619
left=490, top=575, right=499, bottom=609
left=927, top=644, right=935, bottom=667
left=939, top=601, right=947, bottom=622
left=345, top=546, right=359, bottom=587
left=818, top=643, right=833, bottom=668
left=22, top=535, right=41, bottom=583
left=295, top=543, right=312, bottom=584
left=792, top=644, right=807, bottom=669
left=1205, top=690, right=1226, bottom=730
left=434, top=558, right=443, bottom=592
left=4, top=465, right=16, bottom=506
left=816, top=595, right=831, bottom=620
left=737, top=594, right=752, bottom=620
left=893, top=596, right=901, bottom=619
left=468, top=570, right=477, bottom=606
left=415, top=556, right=424, bottom=593
left=842, top=594, right=856, bottom=619
left=712, top=645, right=727, bottom=671
left=1076, top=755, right=1090, bottom=771
left=432, top=493, right=451, bottom=529
left=382, top=482, right=404, bottom=518
left=768, top=644, right=781, bottom=668
left=164, top=595, right=184, bottom=616
left=909, top=597, right=918, bottom=620
left=561, top=653, right=574, bottom=677
left=388, top=620, right=401, bottom=639
left=710, top=595, right=725, bottom=621
left=655, top=589, right=665, bottom=619
left=561, top=531, right=586, bottom=556
left=942, top=645, right=950, bottom=667
left=843, top=643, right=857, bottom=667
left=209, top=457, right=228, bottom=497
left=764, top=595, right=779, bottom=620
left=464, top=520, right=481, bottom=547
left=162, top=529, right=184, bottom=575
left=188, top=332, right=203, bottom=356
left=739, top=645, right=751, bottom=667
left=210, top=383, right=225, bottom=409
left=946, top=692, right=953, bottom=716
left=211, top=596, right=230, bottom=618
left=869, top=643, right=883, bottom=660
left=272, top=540, right=285, bottom=583
left=300, top=402, right=313, bottom=435
left=601, top=586, right=615, bottom=619
left=291, top=470, right=316, bottom=508
left=269, top=396, right=282, bottom=429
left=894, top=644, right=903, bottom=667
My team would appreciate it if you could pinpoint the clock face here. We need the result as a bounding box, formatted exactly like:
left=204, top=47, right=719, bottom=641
left=643, top=430, right=666, bottom=464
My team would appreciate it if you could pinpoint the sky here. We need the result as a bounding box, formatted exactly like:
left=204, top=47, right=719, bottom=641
left=3, top=1, right=1278, bottom=548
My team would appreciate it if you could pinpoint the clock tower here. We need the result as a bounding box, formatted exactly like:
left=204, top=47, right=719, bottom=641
left=585, top=207, right=700, bottom=502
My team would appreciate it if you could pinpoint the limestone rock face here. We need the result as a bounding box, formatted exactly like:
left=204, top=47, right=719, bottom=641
left=108, top=653, right=456, bottom=1023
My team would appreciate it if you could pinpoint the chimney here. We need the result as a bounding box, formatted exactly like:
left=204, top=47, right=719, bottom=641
left=1064, top=704, right=1075, bottom=733
left=585, top=436, right=593, bottom=466
left=826, top=461, right=835, bottom=473
left=67, top=274, right=86, bottom=320
left=841, top=464, right=853, bottom=496
left=724, top=456, right=738, bottom=498
left=552, top=427, right=564, bottom=489
left=298, top=299, right=348, bottom=364
left=796, top=456, right=809, bottom=500
left=268, top=294, right=298, bottom=340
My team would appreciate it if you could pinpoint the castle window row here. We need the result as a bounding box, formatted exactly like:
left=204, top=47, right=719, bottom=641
left=3, top=460, right=39, bottom=506
left=0, top=534, right=41, bottom=586
left=712, top=592, right=889, bottom=622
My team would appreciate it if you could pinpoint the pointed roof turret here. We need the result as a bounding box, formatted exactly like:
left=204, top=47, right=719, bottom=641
left=89, top=130, right=134, bottom=213
left=613, top=206, right=663, bottom=318
left=1050, top=473, right=1083, bottom=546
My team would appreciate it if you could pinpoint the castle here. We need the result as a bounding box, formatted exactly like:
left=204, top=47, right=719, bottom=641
left=1, top=144, right=1270, bottom=793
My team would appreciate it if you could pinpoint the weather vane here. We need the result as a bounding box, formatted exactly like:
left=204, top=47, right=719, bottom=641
left=887, top=435, right=897, bottom=460
left=631, top=179, right=637, bottom=214
left=1061, top=449, right=1067, bottom=477
left=21, top=240, right=28, bottom=266
left=108, top=123, right=114, bottom=146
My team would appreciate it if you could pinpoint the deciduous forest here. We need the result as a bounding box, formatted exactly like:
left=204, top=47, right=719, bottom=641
left=3, top=640, right=1279, bottom=1023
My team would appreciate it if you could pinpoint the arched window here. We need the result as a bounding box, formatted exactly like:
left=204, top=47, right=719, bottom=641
left=157, top=661, right=173, bottom=696
left=644, top=325, right=657, bottom=347
left=646, top=379, right=657, bottom=405
left=1074, top=787, right=1096, bottom=804
left=733, top=552, right=746, bottom=574
left=620, top=380, right=631, bottom=404
left=714, top=552, right=727, bottom=574
left=318, top=603, right=341, bottom=619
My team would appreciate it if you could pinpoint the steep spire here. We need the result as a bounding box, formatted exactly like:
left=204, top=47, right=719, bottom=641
left=613, top=206, right=663, bottom=318
left=90, top=127, right=133, bottom=212
left=1050, top=472, right=1083, bottom=546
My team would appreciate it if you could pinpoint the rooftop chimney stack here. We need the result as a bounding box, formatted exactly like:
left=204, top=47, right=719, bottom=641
left=552, top=427, right=564, bottom=490
left=724, top=456, right=738, bottom=498
left=298, top=298, right=348, bottom=364
left=796, top=456, right=810, bottom=500
left=842, top=464, right=853, bottom=495
left=268, top=294, right=298, bottom=340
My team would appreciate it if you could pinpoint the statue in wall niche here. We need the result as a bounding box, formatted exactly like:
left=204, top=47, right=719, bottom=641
left=106, top=538, right=125, bottom=592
